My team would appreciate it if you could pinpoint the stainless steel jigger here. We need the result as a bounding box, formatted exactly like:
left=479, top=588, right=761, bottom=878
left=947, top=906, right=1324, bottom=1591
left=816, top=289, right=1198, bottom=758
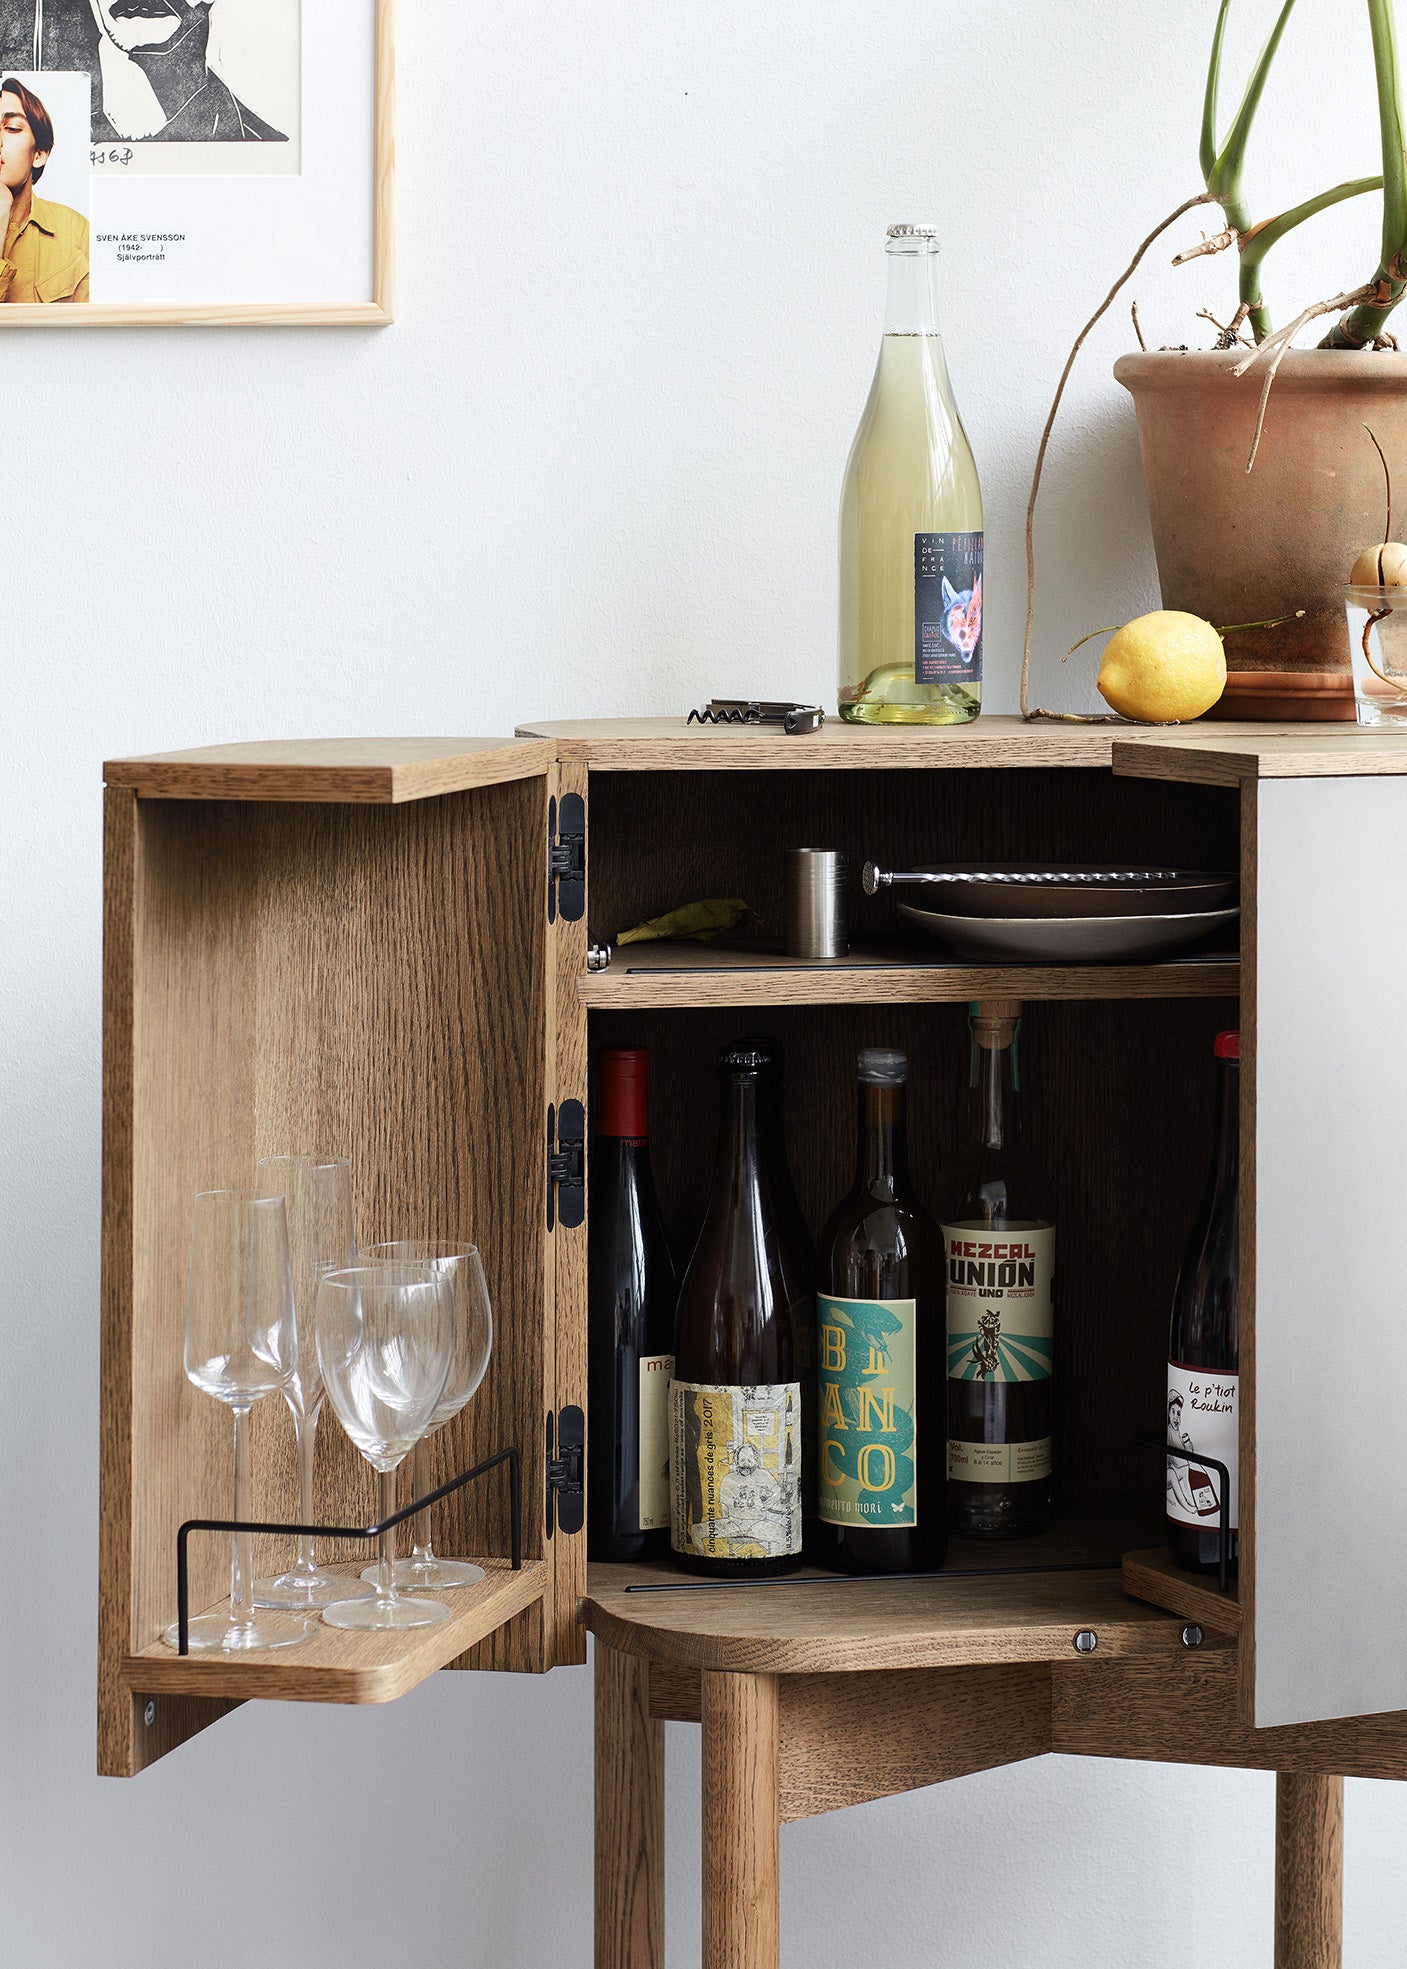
left=785, top=850, right=849, bottom=959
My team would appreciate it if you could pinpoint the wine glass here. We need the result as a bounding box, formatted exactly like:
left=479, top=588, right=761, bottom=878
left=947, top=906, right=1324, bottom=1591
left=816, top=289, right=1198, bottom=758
left=252, top=1155, right=374, bottom=1611
left=162, top=1191, right=315, bottom=1653
left=357, top=1242, right=493, bottom=1591
left=315, top=1263, right=455, bottom=1630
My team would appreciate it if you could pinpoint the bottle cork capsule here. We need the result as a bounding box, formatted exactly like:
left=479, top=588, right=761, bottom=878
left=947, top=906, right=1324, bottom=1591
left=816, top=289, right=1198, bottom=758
left=973, top=998, right=1022, bottom=1049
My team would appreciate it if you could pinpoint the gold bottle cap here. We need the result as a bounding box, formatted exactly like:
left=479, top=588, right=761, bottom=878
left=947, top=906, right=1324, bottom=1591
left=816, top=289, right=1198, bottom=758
left=973, top=998, right=1022, bottom=1049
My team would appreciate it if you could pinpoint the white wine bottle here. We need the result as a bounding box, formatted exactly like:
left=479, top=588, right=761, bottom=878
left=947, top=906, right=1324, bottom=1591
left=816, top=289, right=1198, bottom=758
left=838, top=225, right=983, bottom=726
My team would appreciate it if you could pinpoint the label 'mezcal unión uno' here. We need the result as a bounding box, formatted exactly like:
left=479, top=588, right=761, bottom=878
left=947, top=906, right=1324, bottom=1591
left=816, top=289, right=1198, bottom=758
left=817, top=1294, right=918, bottom=1527
left=915, top=530, right=983, bottom=685
left=945, top=1226, right=1054, bottom=1484
left=669, top=1380, right=802, bottom=1561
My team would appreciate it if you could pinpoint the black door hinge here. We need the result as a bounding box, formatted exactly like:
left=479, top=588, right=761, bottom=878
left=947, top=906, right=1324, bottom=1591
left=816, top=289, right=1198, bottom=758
left=546, top=1098, right=585, bottom=1230
left=546, top=1406, right=585, bottom=1537
left=547, top=791, right=585, bottom=923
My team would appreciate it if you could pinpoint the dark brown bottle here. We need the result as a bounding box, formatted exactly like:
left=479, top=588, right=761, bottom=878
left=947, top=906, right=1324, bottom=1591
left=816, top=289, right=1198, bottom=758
left=588, top=1048, right=677, bottom=1561
left=816, top=1048, right=946, bottom=1573
left=1166, top=1031, right=1240, bottom=1576
left=940, top=1000, right=1055, bottom=1540
left=741, top=1037, right=819, bottom=1544
left=670, top=1047, right=805, bottom=1577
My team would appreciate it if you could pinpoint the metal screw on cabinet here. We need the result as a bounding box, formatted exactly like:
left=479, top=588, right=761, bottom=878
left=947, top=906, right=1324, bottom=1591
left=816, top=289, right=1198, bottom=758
left=1181, top=1624, right=1205, bottom=1649
left=1073, top=1629, right=1098, bottom=1654
left=144, top=1700, right=156, bottom=1727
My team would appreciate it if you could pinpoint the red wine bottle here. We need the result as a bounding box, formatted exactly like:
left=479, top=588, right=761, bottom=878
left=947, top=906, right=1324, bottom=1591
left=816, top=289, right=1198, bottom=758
left=817, top=1047, right=946, bottom=1573
left=1166, top=1030, right=1240, bottom=1576
left=670, top=1047, right=805, bottom=1577
left=588, top=1048, right=677, bottom=1561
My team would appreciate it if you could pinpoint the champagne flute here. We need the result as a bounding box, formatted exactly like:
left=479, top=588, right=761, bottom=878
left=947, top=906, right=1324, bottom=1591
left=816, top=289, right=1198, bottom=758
left=358, top=1242, right=493, bottom=1591
left=252, top=1155, right=374, bottom=1610
left=162, top=1191, right=315, bottom=1653
left=316, top=1263, right=455, bottom=1630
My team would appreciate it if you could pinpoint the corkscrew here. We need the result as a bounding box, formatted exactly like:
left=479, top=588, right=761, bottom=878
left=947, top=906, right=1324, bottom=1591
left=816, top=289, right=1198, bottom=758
left=687, top=699, right=826, bottom=736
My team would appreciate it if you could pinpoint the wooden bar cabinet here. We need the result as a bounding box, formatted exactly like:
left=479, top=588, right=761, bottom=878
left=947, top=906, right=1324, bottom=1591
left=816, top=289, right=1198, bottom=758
left=100, top=718, right=1407, bottom=1967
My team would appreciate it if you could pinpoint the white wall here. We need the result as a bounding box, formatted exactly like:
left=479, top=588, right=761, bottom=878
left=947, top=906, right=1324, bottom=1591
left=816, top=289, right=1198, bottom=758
left=4, top=2, right=1403, bottom=1962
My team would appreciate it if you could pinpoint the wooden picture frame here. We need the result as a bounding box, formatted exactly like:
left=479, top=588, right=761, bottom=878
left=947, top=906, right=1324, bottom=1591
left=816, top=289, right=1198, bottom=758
left=0, top=0, right=394, bottom=327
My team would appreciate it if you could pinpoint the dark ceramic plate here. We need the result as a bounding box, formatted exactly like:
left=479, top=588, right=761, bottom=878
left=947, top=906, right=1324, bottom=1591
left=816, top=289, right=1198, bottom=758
left=906, top=864, right=1237, bottom=920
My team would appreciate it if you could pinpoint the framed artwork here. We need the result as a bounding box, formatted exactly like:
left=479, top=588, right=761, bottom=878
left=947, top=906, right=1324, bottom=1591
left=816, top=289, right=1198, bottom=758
left=0, top=0, right=393, bottom=325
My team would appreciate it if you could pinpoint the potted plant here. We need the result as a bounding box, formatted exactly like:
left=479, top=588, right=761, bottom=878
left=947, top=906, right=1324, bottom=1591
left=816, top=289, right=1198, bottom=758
left=1023, top=0, right=1407, bottom=720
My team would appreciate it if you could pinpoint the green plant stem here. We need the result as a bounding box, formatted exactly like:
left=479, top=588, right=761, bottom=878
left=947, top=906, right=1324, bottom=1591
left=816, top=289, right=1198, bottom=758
left=1241, top=178, right=1384, bottom=269
left=1321, top=0, right=1407, bottom=346
left=1201, top=1, right=1302, bottom=340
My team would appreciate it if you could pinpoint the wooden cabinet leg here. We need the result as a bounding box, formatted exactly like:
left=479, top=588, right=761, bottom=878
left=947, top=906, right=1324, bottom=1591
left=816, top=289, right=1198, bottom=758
left=595, top=1644, right=665, bottom=1969
left=701, top=1671, right=780, bottom=1969
left=1275, top=1773, right=1344, bottom=1969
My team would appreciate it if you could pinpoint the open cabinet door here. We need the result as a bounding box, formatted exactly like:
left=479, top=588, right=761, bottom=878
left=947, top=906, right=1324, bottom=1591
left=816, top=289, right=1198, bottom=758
left=99, top=739, right=585, bottom=1776
left=1248, top=773, right=1407, bottom=1726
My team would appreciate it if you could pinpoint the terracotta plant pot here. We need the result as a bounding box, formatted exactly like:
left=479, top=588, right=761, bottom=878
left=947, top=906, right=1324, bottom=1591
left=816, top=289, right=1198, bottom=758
left=1115, top=349, right=1407, bottom=712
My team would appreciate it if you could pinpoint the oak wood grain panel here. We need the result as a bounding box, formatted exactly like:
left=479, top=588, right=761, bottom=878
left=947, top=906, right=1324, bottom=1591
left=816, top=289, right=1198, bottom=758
left=580, top=943, right=1239, bottom=1009
left=123, top=1559, right=545, bottom=1703
left=1276, top=1774, right=1343, bottom=1969
left=521, top=716, right=1371, bottom=775
left=592, top=1000, right=1236, bottom=1508
left=103, top=777, right=550, bottom=1768
left=776, top=1665, right=1051, bottom=1820
left=1121, top=1549, right=1242, bottom=1636
left=103, top=737, right=552, bottom=804
left=648, top=1661, right=703, bottom=1721
left=702, top=1672, right=780, bottom=1969
left=519, top=715, right=1121, bottom=771
left=582, top=1563, right=1207, bottom=1675
left=595, top=1646, right=665, bottom=1969
left=549, top=759, right=591, bottom=1666
left=1051, top=1656, right=1407, bottom=1779
left=1115, top=730, right=1407, bottom=786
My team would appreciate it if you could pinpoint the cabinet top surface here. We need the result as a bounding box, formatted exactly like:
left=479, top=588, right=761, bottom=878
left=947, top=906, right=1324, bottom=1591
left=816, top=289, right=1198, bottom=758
left=103, top=719, right=1407, bottom=800
left=102, top=735, right=553, bottom=802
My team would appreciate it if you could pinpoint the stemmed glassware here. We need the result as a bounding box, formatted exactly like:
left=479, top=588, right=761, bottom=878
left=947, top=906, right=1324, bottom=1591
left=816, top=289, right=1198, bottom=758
left=315, top=1262, right=455, bottom=1630
left=162, top=1191, right=315, bottom=1653
left=358, top=1242, right=494, bottom=1591
left=252, top=1155, right=374, bottom=1611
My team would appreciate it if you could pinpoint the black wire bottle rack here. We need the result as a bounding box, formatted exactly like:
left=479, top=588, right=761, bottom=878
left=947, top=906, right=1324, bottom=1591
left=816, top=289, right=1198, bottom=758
left=1135, top=1425, right=1235, bottom=1594
left=173, top=1444, right=521, bottom=1655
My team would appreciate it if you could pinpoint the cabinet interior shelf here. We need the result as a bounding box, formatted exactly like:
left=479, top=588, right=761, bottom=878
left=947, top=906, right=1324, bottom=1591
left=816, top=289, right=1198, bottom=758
left=578, top=940, right=1241, bottom=1009
left=584, top=1501, right=1226, bottom=1675
left=123, top=1559, right=546, bottom=1705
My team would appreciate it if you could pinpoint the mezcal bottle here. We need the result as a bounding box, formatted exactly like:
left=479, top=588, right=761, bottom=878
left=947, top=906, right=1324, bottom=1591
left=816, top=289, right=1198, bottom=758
left=940, top=1001, right=1054, bottom=1538
left=838, top=225, right=983, bottom=725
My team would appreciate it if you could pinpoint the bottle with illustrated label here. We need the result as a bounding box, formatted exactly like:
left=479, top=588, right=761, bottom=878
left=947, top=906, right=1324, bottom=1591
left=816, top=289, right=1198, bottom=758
left=941, top=1001, right=1055, bottom=1539
left=587, top=1048, right=677, bottom=1561
left=670, top=1047, right=806, bottom=1577
left=838, top=224, right=983, bottom=726
left=743, top=1037, right=819, bottom=1547
left=817, top=1048, right=945, bottom=1574
left=1166, top=1031, right=1240, bottom=1576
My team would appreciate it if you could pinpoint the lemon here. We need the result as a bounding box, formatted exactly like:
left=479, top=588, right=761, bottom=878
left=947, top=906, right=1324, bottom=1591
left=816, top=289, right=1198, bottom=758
left=1097, top=610, right=1226, bottom=723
